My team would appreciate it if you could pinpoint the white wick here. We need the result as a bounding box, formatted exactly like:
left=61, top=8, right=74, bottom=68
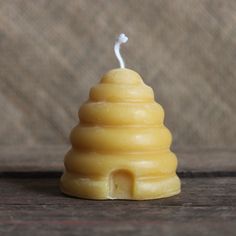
left=114, top=33, right=128, bottom=68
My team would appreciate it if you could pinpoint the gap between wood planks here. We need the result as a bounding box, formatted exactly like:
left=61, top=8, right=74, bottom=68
left=0, top=170, right=235, bottom=179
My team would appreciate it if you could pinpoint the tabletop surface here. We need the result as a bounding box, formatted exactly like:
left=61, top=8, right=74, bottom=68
left=0, top=146, right=235, bottom=236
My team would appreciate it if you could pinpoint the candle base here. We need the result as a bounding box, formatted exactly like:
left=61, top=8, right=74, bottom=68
left=60, top=172, right=181, bottom=200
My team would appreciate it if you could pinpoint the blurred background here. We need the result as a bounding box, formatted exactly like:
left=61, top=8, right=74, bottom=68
left=0, top=0, right=236, bottom=150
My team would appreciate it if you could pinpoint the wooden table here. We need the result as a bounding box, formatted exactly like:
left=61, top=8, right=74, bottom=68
left=0, top=147, right=235, bottom=235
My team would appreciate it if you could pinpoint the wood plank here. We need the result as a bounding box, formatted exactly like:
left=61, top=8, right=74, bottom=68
left=0, top=146, right=235, bottom=173
left=0, top=208, right=235, bottom=236
left=1, top=177, right=236, bottom=206
left=0, top=177, right=235, bottom=235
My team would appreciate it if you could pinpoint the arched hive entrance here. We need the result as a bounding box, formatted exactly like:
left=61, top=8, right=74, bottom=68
left=109, top=170, right=134, bottom=199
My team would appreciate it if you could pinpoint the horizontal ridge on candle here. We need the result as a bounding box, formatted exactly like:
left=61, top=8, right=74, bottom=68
left=89, top=84, right=154, bottom=102
left=64, top=148, right=177, bottom=177
left=79, top=102, right=164, bottom=126
left=70, top=125, right=172, bottom=151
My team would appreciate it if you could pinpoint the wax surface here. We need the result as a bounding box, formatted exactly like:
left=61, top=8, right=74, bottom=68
left=60, top=68, right=181, bottom=200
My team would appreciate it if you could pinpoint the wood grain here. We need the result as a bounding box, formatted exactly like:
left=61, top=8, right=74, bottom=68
left=0, top=0, right=236, bottom=148
left=0, top=177, right=235, bottom=235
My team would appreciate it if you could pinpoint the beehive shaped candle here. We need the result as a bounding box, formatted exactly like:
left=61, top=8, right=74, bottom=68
left=60, top=34, right=181, bottom=200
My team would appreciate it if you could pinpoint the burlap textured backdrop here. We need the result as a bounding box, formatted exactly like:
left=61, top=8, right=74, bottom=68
left=0, top=0, right=235, bottom=148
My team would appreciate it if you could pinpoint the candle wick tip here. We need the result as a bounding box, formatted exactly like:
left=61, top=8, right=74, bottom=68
left=114, top=33, right=128, bottom=68
left=118, top=33, right=128, bottom=44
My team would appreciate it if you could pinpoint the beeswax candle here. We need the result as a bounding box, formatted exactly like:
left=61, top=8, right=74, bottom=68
left=60, top=34, right=181, bottom=200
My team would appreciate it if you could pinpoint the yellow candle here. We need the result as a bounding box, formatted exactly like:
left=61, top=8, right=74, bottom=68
left=60, top=34, right=181, bottom=200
